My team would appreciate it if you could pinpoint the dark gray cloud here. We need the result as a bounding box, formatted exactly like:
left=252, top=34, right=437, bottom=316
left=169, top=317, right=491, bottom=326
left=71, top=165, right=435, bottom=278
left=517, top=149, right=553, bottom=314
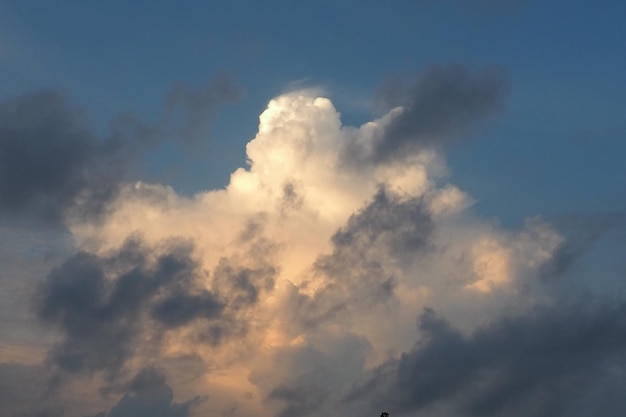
left=37, top=239, right=219, bottom=379
left=212, top=252, right=277, bottom=310
left=89, top=367, right=202, bottom=417
left=0, top=363, right=63, bottom=417
left=280, top=181, right=305, bottom=213
left=0, top=75, right=242, bottom=227
left=353, top=65, right=509, bottom=163
left=347, top=303, right=626, bottom=417
left=36, top=232, right=279, bottom=396
left=319, top=186, right=433, bottom=285
left=268, top=380, right=330, bottom=417
left=193, top=248, right=278, bottom=345
left=330, top=187, right=434, bottom=254
left=0, top=91, right=134, bottom=225
left=151, top=290, right=224, bottom=328
left=259, top=331, right=371, bottom=417
left=165, top=73, right=244, bottom=147
left=539, top=213, right=626, bottom=280
left=293, top=187, right=433, bottom=326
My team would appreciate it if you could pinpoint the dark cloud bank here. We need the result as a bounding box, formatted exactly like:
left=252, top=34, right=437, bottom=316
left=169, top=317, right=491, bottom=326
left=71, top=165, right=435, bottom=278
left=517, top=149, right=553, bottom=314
left=37, top=240, right=215, bottom=378
left=344, top=65, right=509, bottom=165
left=339, top=301, right=626, bottom=417
left=28, top=236, right=276, bottom=417
left=0, top=74, right=241, bottom=227
left=37, top=236, right=277, bottom=379
left=89, top=367, right=204, bottom=417
left=267, top=186, right=626, bottom=417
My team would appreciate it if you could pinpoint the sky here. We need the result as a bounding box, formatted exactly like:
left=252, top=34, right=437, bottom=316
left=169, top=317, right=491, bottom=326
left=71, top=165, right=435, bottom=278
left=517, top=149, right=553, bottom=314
left=0, top=1, right=625, bottom=417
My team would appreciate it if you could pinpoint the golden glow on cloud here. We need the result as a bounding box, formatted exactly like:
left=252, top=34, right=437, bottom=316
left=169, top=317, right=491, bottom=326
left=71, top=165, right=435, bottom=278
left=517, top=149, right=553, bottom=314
left=467, top=237, right=513, bottom=292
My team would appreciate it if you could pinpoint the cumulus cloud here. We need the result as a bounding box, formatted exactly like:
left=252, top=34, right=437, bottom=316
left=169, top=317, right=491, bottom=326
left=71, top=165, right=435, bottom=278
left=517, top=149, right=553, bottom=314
left=1, top=72, right=622, bottom=417
left=62, top=86, right=565, bottom=414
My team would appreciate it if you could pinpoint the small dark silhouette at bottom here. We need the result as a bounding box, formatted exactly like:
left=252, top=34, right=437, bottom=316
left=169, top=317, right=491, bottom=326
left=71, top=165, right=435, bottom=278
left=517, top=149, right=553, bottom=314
left=381, top=412, right=390, bottom=417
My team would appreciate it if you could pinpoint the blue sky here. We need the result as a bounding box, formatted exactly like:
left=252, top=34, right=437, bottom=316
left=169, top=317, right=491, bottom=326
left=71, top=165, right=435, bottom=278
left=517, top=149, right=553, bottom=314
left=1, top=2, right=626, bottom=417
left=3, top=0, right=625, bottom=224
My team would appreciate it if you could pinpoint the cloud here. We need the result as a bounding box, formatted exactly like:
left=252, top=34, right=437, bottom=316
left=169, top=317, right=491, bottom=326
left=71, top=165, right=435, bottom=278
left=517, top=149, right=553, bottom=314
left=36, top=233, right=281, bottom=396
left=355, top=65, right=509, bottom=163
left=151, top=290, right=223, bottom=329
left=347, top=304, right=626, bottom=417
left=58, top=86, right=569, bottom=415
left=253, top=330, right=372, bottom=417
left=37, top=239, right=222, bottom=380
left=89, top=367, right=203, bottom=417
left=0, top=362, right=62, bottom=417
left=290, top=187, right=435, bottom=328
left=0, top=90, right=131, bottom=225
left=3, top=74, right=623, bottom=417
left=0, top=75, right=241, bottom=227
left=538, top=213, right=626, bottom=281
left=165, top=73, right=244, bottom=147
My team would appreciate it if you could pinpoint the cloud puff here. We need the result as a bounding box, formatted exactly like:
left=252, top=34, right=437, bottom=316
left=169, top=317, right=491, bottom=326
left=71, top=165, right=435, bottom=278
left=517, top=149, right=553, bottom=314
left=37, top=240, right=212, bottom=379
left=36, top=234, right=282, bottom=386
